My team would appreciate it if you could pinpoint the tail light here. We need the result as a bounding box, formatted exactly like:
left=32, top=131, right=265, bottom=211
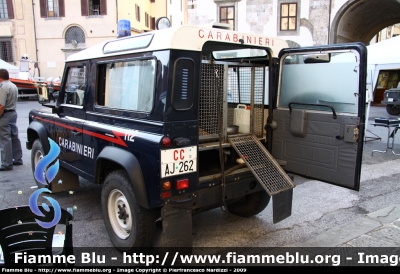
left=161, top=136, right=171, bottom=147
left=176, top=178, right=189, bottom=191
left=161, top=191, right=171, bottom=199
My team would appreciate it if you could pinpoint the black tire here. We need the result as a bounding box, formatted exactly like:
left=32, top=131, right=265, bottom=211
left=227, top=190, right=270, bottom=218
left=31, top=139, right=49, bottom=189
left=101, top=170, right=157, bottom=252
left=386, top=104, right=400, bottom=115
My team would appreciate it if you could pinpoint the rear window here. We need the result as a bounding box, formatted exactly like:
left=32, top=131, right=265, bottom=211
left=212, top=48, right=267, bottom=60
left=279, top=50, right=360, bottom=114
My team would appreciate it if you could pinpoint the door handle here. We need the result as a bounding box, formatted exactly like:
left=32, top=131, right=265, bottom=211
left=71, top=130, right=82, bottom=136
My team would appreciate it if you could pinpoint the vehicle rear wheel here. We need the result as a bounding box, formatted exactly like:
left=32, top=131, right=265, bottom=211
left=227, top=190, right=270, bottom=218
left=31, top=139, right=48, bottom=189
left=101, top=170, right=157, bottom=251
left=386, top=104, right=400, bottom=115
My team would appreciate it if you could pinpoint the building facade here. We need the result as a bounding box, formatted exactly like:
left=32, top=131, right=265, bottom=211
left=1, top=0, right=399, bottom=80
left=1, top=0, right=187, bottom=80
left=0, top=0, right=36, bottom=76
left=188, top=0, right=400, bottom=47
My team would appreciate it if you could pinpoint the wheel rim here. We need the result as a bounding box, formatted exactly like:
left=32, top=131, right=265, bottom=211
left=33, top=149, right=45, bottom=183
left=34, top=150, right=43, bottom=166
left=107, top=189, right=133, bottom=239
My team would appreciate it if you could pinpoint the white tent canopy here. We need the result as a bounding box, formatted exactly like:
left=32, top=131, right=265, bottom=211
left=0, top=59, right=19, bottom=78
left=368, top=35, right=400, bottom=66
left=330, top=36, right=400, bottom=134
left=366, top=36, right=400, bottom=99
left=365, top=36, right=400, bottom=135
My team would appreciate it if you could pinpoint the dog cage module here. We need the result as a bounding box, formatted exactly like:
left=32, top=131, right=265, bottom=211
left=198, top=60, right=267, bottom=149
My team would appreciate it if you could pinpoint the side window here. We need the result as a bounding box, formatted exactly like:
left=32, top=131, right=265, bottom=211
left=279, top=51, right=360, bottom=114
left=97, top=59, right=156, bottom=113
left=62, top=66, right=86, bottom=106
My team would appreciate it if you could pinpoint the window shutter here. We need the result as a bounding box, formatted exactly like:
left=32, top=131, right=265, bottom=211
left=59, top=0, right=65, bottom=17
left=6, top=0, right=14, bottom=19
left=100, top=0, right=107, bottom=15
left=81, top=0, right=88, bottom=16
left=39, top=0, right=46, bottom=18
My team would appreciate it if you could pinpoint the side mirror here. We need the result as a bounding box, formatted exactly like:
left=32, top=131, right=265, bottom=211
left=37, top=84, right=49, bottom=104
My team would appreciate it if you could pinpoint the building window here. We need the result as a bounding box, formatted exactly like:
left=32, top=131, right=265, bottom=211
left=40, top=0, right=64, bottom=18
left=0, top=39, right=13, bottom=62
left=47, top=0, right=59, bottom=17
left=65, top=26, right=86, bottom=46
left=0, top=0, right=8, bottom=18
left=0, top=0, right=14, bottom=19
left=81, top=0, right=106, bottom=16
left=145, top=12, right=149, bottom=28
left=219, top=6, right=235, bottom=30
left=150, top=17, right=155, bottom=30
left=280, top=3, right=297, bottom=31
left=135, top=4, right=140, bottom=22
left=88, top=0, right=102, bottom=15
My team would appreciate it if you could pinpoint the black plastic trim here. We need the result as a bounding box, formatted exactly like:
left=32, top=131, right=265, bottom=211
left=27, top=121, right=50, bottom=154
left=96, top=146, right=149, bottom=208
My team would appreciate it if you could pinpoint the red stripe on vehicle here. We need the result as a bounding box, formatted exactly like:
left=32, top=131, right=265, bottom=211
left=35, top=117, right=128, bottom=147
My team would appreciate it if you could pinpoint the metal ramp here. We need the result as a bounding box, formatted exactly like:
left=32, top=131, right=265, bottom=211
left=228, top=134, right=295, bottom=196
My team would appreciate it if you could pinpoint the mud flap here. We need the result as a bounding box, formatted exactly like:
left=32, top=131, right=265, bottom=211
left=157, top=206, right=192, bottom=248
left=49, top=166, right=79, bottom=193
left=272, top=188, right=293, bottom=224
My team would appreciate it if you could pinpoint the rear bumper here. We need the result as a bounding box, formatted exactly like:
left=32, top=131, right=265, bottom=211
left=166, top=175, right=265, bottom=213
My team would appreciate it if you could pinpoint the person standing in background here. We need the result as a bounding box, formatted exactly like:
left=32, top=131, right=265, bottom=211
left=0, top=68, right=23, bottom=171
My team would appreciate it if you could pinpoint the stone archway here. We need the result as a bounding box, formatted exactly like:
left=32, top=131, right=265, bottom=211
left=330, top=0, right=400, bottom=45
left=286, top=40, right=301, bottom=48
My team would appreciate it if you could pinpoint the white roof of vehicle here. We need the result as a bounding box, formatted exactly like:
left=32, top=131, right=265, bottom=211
left=67, top=25, right=289, bottom=62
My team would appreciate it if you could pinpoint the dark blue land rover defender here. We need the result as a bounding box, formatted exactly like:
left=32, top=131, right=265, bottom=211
left=27, top=20, right=367, bottom=251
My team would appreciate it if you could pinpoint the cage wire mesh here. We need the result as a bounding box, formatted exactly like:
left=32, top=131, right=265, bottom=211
left=199, top=63, right=265, bottom=140
left=229, top=134, right=295, bottom=195
left=252, top=67, right=265, bottom=137
left=199, top=63, right=224, bottom=137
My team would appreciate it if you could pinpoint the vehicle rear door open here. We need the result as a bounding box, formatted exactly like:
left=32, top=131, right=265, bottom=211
left=270, top=43, right=367, bottom=190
